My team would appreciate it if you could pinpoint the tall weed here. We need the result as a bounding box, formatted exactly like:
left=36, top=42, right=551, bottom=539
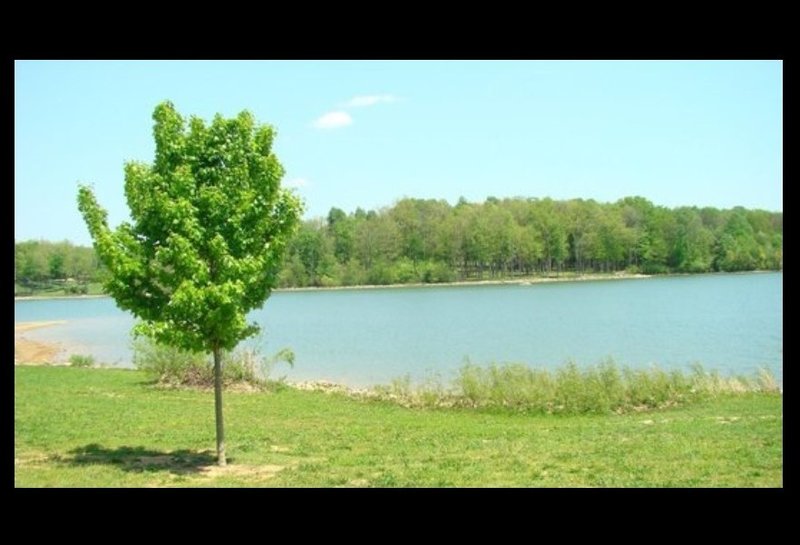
left=375, top=360, right=781, bottom=415
left=132, top=337, right=294, bottom=390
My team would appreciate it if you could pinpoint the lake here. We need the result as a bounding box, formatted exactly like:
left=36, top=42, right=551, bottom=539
left=14, top=272, right=783, bottom=388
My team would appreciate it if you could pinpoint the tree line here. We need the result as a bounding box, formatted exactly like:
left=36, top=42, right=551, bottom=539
left=15, top=196, right=782, bottom=292
left=278, top=196, right=782, bottom=287
left=15, top=239, right=104, bottom=293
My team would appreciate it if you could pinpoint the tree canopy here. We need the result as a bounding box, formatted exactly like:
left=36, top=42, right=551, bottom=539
left=78, top=101, right=302, bottom=352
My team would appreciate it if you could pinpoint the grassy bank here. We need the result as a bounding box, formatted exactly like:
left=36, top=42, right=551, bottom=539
left=15, top=272, right=649, bottom=300
left=14, top=281, right=105, bottom=299
left=15, top=366, right=782, bottom=487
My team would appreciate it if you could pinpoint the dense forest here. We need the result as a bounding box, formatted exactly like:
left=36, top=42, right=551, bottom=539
left=15, top=196, right=782, bottom=293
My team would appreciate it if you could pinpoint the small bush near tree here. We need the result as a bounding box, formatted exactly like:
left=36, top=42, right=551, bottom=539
left=132, top=337, right=294, bottom=390
left=69, top=354, right=95, bottom=368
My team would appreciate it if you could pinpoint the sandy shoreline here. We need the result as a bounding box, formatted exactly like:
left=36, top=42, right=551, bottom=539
left=15, top=321, right=68, bottom=333
left=15, top=321, right=68, bottom=365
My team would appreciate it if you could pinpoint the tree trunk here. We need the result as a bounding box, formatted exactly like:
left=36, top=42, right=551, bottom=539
left=213, top=346, right=226, bottom=466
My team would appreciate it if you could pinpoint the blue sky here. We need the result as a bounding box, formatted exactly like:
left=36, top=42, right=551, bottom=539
left=15, top=60, right=782, bottom=246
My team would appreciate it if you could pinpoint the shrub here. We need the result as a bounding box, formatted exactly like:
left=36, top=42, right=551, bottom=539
left=340, top=260, right=367, bottom=286
left=65, top=283, right=89, bottom=295
left=392, top=258, right=418, bottom=283
left=420, top=261, right=457, bottom=283
left=69, top=354, right=95, bottom=368
left=366, top=261, right=396, bottom=285
left=132, top=337, right=294, bottom=390
left=132, top=339, right=211, bottom=386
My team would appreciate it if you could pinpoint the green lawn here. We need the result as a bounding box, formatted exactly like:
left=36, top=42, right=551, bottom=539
left=14, top=366, right=782, bottom=487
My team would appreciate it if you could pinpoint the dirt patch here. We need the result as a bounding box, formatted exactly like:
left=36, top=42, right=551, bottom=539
left=196, top=463, right=290, bottom=481
left=15, top=321, right=68, bottom=365
left=14, top=451, right=53, bottom=467
left=15, top=337, right=65, bottom=365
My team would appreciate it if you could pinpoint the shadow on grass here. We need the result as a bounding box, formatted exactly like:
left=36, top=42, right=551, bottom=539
left=64, top=444, right=226, bottom=475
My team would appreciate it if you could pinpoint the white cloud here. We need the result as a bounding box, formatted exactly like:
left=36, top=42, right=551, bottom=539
left=312, top=111, right=353, bottom=129
left=342, top=94, right=398, bottom=108
left=285, top=178, right=310, bottom=188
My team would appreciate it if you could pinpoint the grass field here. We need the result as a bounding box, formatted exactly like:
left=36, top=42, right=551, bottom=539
left=14, top=366, right=782, bottom=487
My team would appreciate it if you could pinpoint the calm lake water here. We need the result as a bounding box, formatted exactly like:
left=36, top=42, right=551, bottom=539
left=15, top=272, right=782, bottom=387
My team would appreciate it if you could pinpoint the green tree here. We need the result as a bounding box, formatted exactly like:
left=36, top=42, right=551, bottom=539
left=65, top=245, right=96, bottom=282
left=391, top=198, right=425, bottom=267
left=290, top=219, right=335, bottom=286
left=327, top=207, right=355, bottom=263
left=48, top=249, right=65, bottom=280
left=354, top=212, right=399, bottom=272
left=565, top=199, right=600, bottom=273
left=596, top=206, right=627, bottom=272
left=617, top=197, right=651, bottom=269
left=436, top=212, right=464, bottom=272
left=77, top=101, right=302, bottom=465
left=671, top=208, right=713, bottom=272
left=534, top=199, right=568, bottom=273
left=461, top=203, right=491, bottom=277
left=511, top=222, right=542, bottom=274
left=16, top=240, right=49, bottom=285
left=638, top=206, right=673, bottom=273
left=483, top=203, right=514, bottom=276
left=715, top=209, right=759, bottom=271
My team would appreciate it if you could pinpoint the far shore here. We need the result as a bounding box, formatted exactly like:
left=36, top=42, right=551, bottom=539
left=275, top=272, right=654, bottom=293
left=15, top=273, right=649, bottom=300
left=275, top=269, right=777, bottom=293
left=14, top=294, right=110, bottom=302
left=14, top=269, right=780, bottom=301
